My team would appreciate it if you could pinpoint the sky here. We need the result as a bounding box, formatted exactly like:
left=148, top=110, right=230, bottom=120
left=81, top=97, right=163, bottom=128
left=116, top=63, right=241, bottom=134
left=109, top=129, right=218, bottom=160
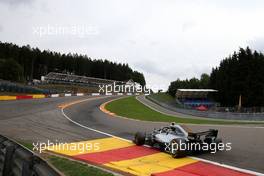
left=1, top=0, right=264, bottom=91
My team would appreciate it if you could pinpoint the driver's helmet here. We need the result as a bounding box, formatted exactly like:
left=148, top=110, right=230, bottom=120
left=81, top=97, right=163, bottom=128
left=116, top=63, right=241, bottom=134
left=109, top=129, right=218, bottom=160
left=170, top=122, right=177, bottom=131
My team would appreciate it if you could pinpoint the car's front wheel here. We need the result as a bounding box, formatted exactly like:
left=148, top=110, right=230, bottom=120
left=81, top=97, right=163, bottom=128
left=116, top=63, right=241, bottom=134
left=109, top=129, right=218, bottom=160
left=134, top=132, right=146, bottom=146
left=170, top=138, right=187, bottom=158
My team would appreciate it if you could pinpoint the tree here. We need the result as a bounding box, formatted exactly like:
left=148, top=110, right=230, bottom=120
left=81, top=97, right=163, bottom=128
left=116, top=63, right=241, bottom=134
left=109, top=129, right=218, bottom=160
left=132, top=71, right=146, bottom=86
left=200, top=73, right=210, bottom=88
left=0, top=58, right=24, bottom=82
left=169, top=47, right=264, bottom=107
left=168, top=73, right=210, bottom=97
left=0, top=42, right=145, bottom=84
left=209, top=47, right=264, bottom=107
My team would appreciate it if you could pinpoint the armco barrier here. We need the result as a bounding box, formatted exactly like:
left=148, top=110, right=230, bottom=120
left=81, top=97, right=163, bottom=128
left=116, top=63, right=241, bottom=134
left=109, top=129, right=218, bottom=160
left=16, top=95, right=33, bottom=100
left=0, top=95, right=46, bottom=101
left=51, top=94, right=59, bottom=98
left=0, top=92, right=123, bottom=101
left=64, top=93, right=72, bottom=97
left=0, top=96, right=16, bottom=101
left=0, top=135, right=61, bottom=176
left=31, top=95, right=46, bottom=99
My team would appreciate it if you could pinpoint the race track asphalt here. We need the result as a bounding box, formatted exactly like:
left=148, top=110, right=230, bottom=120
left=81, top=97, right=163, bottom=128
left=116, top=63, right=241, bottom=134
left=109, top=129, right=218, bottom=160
left=0, top=95, right=263, bottom=173
left=0, top=96, right=107, bottom=142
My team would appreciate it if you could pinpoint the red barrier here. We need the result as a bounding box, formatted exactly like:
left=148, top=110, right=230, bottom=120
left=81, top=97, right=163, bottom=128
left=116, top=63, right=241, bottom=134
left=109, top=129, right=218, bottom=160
left=16, top=95, right=33, bottom=100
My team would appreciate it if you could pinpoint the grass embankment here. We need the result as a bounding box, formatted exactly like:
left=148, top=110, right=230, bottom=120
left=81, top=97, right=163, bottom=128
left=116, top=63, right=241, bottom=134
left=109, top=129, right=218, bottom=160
left=147, top=92, right=174, bottom=103
left=105, top=96, right=264, bottom=125
left=48, top=156, right=113, bottom=176
left=20, top=141, right=113, bottom=176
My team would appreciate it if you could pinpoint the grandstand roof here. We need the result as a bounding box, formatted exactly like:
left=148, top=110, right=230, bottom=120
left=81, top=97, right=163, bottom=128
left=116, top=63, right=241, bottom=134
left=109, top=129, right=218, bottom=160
left=176, top=89, right=218, bottom=98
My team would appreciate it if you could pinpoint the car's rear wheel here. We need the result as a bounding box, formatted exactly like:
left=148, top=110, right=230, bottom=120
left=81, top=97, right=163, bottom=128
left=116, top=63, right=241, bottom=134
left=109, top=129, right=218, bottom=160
left=170, top=138, right=187, bottom=158
left=214, top=138, right=222, bottom=151
left=134, top=132, right=146, bottom=146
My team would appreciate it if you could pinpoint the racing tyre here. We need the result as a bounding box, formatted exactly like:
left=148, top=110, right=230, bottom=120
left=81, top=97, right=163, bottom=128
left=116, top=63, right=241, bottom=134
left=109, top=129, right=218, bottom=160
left=215, top=138, right=222, bottom=151
left=170, top=138, right=187, bottom=158
left=215, top=138, right=222, bottom=144
left=134, top=132, right=146, bottom=146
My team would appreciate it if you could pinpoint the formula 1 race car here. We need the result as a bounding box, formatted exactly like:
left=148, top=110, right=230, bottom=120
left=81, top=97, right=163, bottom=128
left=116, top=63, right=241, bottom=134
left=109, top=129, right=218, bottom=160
left=133, top=123, right=222, bottom=158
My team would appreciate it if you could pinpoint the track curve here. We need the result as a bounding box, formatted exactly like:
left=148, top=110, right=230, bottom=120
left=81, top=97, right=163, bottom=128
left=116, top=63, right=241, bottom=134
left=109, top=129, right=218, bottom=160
left=0, top=95, right=264, bottom=173
left=63, top=96, right=264, bottom=173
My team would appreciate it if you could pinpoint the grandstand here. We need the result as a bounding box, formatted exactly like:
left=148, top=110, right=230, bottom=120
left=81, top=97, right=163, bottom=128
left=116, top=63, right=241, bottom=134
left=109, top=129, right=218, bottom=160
left=42, top=72, right=125, bottom=87
left=176, top=89, right=218, bottom=110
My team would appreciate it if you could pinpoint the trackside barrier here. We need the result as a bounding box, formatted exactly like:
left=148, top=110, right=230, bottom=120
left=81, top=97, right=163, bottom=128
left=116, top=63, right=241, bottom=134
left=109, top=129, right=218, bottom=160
left=0, top=95, right=46, bottom=101
left=146, top=96, right=264, bottom=121
left=31, top=95, right=46, bottom=99
left=0, top=96, right=16, bottom=101
left=0, top=135, right=61, bottom=176
left=16, top=95, right=33, bottom=100
left=51, top=94, right=59, bottom=98
left=0, top=92, right=134, bottom=101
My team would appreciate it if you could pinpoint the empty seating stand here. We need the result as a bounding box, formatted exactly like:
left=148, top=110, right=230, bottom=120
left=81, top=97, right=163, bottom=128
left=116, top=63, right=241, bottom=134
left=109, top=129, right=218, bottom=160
left=0, top=135, right=61, bottom=176
left=43, top=72, right=125, bottom=87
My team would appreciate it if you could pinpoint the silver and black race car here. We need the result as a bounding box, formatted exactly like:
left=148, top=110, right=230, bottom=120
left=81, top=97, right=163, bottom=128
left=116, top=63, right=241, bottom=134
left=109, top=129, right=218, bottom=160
left=133, top=122, right=222, bottom=158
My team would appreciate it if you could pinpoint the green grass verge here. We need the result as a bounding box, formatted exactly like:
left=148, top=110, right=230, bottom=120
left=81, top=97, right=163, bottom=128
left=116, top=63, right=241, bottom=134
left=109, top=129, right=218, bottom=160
left=48, top=156, right=113, bottom=176
left=19, top=141, right=34, bottom=150
left=105, top=96, right=264, bottom=125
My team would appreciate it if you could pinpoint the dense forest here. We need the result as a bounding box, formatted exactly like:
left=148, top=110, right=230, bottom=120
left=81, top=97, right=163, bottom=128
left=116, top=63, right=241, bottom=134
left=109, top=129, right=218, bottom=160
left=168, top=47, right=264, bottom=107
left=168, top=74, right=210, bottom=96
left=0, top=42, right=146, bottom=86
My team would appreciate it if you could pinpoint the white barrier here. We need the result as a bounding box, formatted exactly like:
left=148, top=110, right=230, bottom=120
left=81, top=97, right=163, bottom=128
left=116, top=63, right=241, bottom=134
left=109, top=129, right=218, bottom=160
left=51, top=94, right=59, bottom=97
left=117, top=93, right=123, bottom=95
left=106, top=93, right=112, bottom=96
left=65, top=93, right=72, bottom=97
left=76, top=93, right=84, bottom=96
left=126, top=93, right=132, bottom=95
left=91, top=93, right=100, bottom=96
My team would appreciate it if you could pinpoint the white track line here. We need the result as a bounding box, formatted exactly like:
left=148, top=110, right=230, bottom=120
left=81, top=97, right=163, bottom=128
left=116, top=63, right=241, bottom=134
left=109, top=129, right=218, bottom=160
left=61, top=99, right=130, bottom=143
left=61, top=97, right=264, bottom=176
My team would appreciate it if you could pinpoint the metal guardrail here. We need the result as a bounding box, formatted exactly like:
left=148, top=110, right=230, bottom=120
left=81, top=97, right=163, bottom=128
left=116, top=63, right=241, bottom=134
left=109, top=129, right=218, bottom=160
left=0, top=135, right=61, bottom=176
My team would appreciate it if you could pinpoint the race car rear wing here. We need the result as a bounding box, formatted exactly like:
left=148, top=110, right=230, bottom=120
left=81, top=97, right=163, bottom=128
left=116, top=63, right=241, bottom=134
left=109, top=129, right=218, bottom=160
left=188, top=129, right=218, bottom=139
